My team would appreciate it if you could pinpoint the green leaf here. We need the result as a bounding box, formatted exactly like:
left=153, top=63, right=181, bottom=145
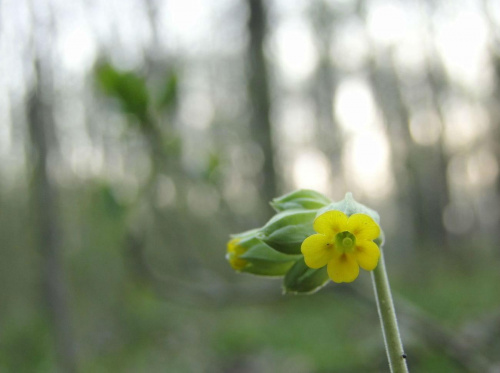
left=95, top=62, right=150, bottom=123
left=283, top=258, right=330, bottom=294
left=259, top=210, right=316, bottom=255
left=204, top=152, right=221, bottom=183
left=158, top=71, right=178, bottom=111
left=270, top=189, right=331, bottom=212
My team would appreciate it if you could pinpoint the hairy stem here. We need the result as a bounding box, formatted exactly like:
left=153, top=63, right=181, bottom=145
left=371, top=249, right=409, bottom=373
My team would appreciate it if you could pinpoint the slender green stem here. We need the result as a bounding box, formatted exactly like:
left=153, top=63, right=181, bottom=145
left=371, top=249, right=409, bottom=373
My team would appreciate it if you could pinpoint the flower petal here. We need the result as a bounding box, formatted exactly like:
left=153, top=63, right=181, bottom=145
left=226, top=239, right=248, bottom=270
left=314, top=210, right=348, bottom=237
left=327, top=253, right=359, bottom=283
left=354, top=240, right=380, bottom=271
left=301, top=234, right=334, bottom=269
left=346, top=214, right=380, bottom=241
left=227, top=239, right=246, bottom=256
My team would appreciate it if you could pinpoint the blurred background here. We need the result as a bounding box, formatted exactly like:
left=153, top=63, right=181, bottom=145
left=1, top=0, right=500, bottom=371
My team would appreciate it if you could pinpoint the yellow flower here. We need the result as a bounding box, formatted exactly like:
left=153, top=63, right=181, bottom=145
left=301, top=211, right=381, bottom=283
left=226, top=238, right=248, bottom=271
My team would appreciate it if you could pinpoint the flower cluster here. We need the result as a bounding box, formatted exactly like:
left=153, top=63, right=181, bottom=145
left=226, top=191, right=384, bottom=293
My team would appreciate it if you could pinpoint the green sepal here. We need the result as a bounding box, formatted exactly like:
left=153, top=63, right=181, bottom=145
left=270, top=189, right=331, bottom=212
left=241, top=259, right=297, bottom=277
left=239, top=237, right=301, bottom=262
left=259, top=210, right=316, bottom=255
left=237, top=237, right=300, bottom=277
left=283, top=258, right=330, bottom=294
left=317, top=192, right=381, bottom=224
left=374, top=229, right=385, bottom=247
left=230, top=228, right=260, bottom=240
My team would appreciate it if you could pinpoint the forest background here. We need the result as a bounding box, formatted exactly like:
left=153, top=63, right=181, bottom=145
left=1, top=0, right=500, bottom=372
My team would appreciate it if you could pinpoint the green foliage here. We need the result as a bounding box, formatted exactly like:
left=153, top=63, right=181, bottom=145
left=157, top=70, right=178, bottom=111
left=3, top=179, right=500, bottom=372
left=213, top=295, right=382, bottom=372
left=96, top=183, right=128, bottom=218
left=95, top=62, right=150, bottom=124
left=204, top=152, right=221, bottom=183
left=0, top=316, right=54, bottom=372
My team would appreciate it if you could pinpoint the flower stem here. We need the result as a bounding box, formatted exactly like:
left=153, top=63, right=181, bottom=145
left=371, top=249, right=409, bottom=373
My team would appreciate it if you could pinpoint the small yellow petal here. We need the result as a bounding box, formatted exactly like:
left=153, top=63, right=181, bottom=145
left=226, top=239, right=248, bottom=270
left=327, top=253, right=359, bottom=283
left=346, top=214, right=380, bottom=241
left=227, top=238, right=246, bottom=256
left=301, top=234, right=334, bottom=269
left=229, top=256, right=247, bottom=270
left=354, top=240, right=380, bottom=271
left=314, top=210, right=348, bottom=237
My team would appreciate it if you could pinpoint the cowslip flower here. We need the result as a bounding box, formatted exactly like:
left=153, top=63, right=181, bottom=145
left=301, top=210, right=381, bottom=283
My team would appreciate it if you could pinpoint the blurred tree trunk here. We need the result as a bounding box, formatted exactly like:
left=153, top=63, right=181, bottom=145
left=27, top=60, right=78, bottom=373
left=368, top=53, right=449, bottom=251
left=413, top=1, right=452, bottom=249
left=143, top=0, right=161, bottom=68
left=356, top=0, right=418, bottom=251
left=359, top=0, right=449, bottom=251
left=419, top=57, right=450, bottom=249
left=482, top=0, right=500, bottom=246
left=489, top=56, right=500, bottom=247
left=246, top=0, right=278, bottom=204
left=309, top=1, right=343, bottom=180
left=367, top=55, right=418, bottom=251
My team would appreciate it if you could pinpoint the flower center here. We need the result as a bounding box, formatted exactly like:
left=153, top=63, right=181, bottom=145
left=335, top=231, right=356, bottom=253
left=342, top=237, right=353, bottom=247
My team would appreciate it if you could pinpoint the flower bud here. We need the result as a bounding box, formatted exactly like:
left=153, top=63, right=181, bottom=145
left=270, top=189, right=331, bottom=212
left=317, top=192, right=381, bottom=224
left=226, top=235, right=300, bottom=276
left=283, top=258, right=330, bottom=294
left=258, top=209, right=316, bottom=255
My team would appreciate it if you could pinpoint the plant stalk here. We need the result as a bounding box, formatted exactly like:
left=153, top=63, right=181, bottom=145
left=371, top=249, right=409, bottom=373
